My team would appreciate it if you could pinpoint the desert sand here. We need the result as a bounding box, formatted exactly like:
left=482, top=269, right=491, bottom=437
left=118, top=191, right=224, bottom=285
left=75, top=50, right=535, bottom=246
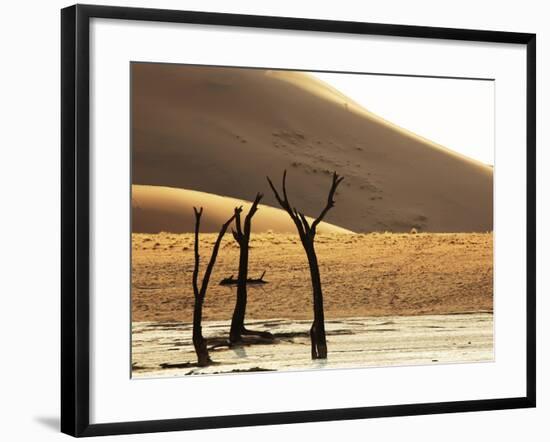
left=132, top=232, right=492, bottom=323
left=132, top=63, right=493, bottom=233
left=132, top=184, right=352, bottom=234
left=132, top=232, right=493, bottom=376
left=130, top=63, right=494, bottom=377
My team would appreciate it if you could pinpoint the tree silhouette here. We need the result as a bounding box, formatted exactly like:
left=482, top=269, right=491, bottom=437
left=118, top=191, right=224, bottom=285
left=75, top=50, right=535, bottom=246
left=267, top=171, right=344, bottom=359
left=229, top=194, right=274, bottom=343
left=191, top=207, right=236, bottom=366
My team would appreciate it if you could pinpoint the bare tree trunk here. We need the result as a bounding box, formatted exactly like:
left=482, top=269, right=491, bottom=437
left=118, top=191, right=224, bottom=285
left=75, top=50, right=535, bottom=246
left=191, top=207, right=235, bottom=366
left=267, top=171, right=343, bottom=360
left=305, top=243, right=327, bottom=359
left=192, top=295, right=210, bottom=366
left=229, top=194, right=274, bottom=344
left=229, top=238, right=249, bottom=342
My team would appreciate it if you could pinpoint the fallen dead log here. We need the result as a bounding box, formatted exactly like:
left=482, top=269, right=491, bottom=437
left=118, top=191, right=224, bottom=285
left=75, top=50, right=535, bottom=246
left=220, top=271, right=268, bottom=286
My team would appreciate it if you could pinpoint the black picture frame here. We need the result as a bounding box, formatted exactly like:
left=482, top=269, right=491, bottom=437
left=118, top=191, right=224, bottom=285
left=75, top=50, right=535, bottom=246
left=61, top=4, right=536, bottom=437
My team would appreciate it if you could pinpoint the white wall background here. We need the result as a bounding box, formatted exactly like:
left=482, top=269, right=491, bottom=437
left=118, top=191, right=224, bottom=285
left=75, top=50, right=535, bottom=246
left=0, top=0, right=546, bottom=441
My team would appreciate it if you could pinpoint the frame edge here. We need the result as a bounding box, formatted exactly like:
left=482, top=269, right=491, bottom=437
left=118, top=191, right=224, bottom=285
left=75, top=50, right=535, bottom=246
left=525, top=34, right=536, bottom=407
left=61, top=3, right=537, bottom=437
left=61, top=4, right=93, bottom=437
left=61, top=4, right=78, bottom=437
left=76, top=3, right=534, bottom=44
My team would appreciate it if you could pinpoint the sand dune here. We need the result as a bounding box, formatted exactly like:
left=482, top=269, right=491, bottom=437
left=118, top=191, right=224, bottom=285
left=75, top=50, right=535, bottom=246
left=132, top=63, right=493, bottom=233
left=132, top=184, right=352, bottom=234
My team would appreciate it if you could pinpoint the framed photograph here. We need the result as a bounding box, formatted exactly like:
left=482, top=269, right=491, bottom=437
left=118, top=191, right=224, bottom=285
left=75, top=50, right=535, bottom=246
left=61, top=4, right=536, bottom=437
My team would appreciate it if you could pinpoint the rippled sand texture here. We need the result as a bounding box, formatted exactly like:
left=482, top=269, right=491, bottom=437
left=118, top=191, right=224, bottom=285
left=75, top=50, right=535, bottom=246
left=132, top=232, right=492, bottom=322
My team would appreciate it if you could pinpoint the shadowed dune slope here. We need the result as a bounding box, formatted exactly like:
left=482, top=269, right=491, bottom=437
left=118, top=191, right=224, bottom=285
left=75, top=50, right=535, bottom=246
left=132, top=185, right=353, bottom=234
left=132, top=63, right=493, bottom=233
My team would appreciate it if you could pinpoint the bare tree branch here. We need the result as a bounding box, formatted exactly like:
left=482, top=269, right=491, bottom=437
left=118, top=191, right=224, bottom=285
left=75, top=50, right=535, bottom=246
left=192, top=206, right=203, bottom=299
left=297, top=211, right=311, bottom=234
left=282, top=170, right=290, bottom=208
left=267, top=172, right=308, bottom=239
left=311, top=172, right=344, bottom=235
left=266, top=176, right=287, bottom=211
left=244, top=193, right=263, bottom=236
left=233, top=206, right=244, bottom=239
left=247, top=192, right=263, bottom=219
left=200, top=213, right=236, bottom=296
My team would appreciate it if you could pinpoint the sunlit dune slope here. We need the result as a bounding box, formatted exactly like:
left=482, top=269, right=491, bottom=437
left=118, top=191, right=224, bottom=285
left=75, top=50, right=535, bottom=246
left=132, top=63, right=493, bottom=232
left=132, top=184, right=353, bottom=234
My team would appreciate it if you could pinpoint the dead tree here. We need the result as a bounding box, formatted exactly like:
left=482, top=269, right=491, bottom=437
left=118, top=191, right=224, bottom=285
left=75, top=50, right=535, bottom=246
left=220, top=271, right=268, bottom=286
left=267, top=171, right=344, bottom=359
left=229, top=194, right=274, bottom=343
left=192, top=207, right=235, bottom=366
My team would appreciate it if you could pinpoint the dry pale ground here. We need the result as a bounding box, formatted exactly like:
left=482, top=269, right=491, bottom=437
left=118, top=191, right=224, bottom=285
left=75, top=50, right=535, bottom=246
left=132, top=63, right=492, bottom=233
left=132, top=314, right=493, bottom=377
left=132, top=232, right=493, bottom=376
left=132, top=232, right=492, bottom=322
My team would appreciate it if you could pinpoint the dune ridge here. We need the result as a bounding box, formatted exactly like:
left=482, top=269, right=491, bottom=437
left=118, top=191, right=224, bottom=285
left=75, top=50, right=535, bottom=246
left=132, top=184, right=353, bottom=234
left=132, top=63, right=493, bottom=233
left=269, top=70, right=490, bottom=169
